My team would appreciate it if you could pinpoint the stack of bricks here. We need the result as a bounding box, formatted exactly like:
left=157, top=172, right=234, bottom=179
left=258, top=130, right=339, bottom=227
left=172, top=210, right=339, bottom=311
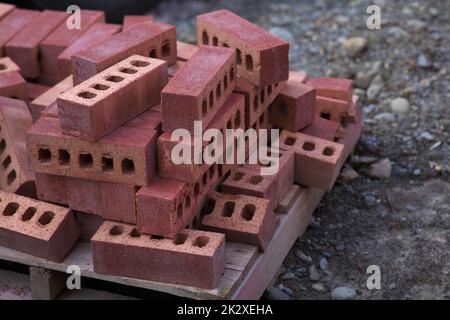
left=0, top=5, right=361, bottom=290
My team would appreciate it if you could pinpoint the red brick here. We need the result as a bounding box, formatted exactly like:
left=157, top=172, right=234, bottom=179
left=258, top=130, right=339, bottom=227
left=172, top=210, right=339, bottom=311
left=5, top=10, right=66, bottom=79
left=200, top=191, right=277, bottom=251
left=125, top=109, right=162, bottom=131
left=176, top=41, right=198, bottom=61
left=75, top=211, right=104, bottom=242
left=306, top=77, right=353, bottom=101
left=158, top=93, right=244, bottom=183
left=92, top=222, right=225, bottom=289
left=334, top=95, right=362, bottom=158
left=279, top=130, right=345, bottom=190
left=30, top=75, right=73, bottom=122
left=57, top=23, right=122, bottom=79
left=0, top=70, right=27, bottom=101
left=122, top=15, right=153, bottom=31
left=35, top=172, right=68, bottom=205
left=289, top=70, right=308, bottom=84
left=161, top=46, right=236, bottom=133
left=66, top=177, right=100, bottom=215
left=58, top=55, right=167, bottom=141
left=300, top=117, right=343, bottom=141
left=40, top=102, right=59, bottom=119
left=0, top=56, right=19, bottom=73
left=315, top=95, right=350, bottom=124
left=0, top=97, right=35, bottom=195
left=197, top=9, right=289, bottom=86
left=0, top=190, right=79, bottom=262
left=0, top=3, right=14, bottom=21
left=26, top=82, right=50, bottom=101
left=167, top=60, right=185, bottom=78
left=26, top=116, right=158, bottom=186
left=152, top=102, right=162, bottom=112
left=0, top=9, right=39, bottom=57
left=98, top=181, right=138, bottom=224
left=269, top=80, right=316, bottom=131
left=72, top=22, right=176, bottom=84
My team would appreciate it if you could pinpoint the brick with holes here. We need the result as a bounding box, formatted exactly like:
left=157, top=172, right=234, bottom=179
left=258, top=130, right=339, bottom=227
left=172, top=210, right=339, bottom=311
left=57, top=23, right=122, bottom=79
left=0, top=190, right=79, bottom=262
left=57, top=55, right=167, bottom=141
left=306, top=77, right=353, bottom=102
left=0, top=70, right=28, bottom=101
left=72, top=22, right=176, bottom=84
left=158, top=93, right=244, bottom=183
left=278, top=130, right=345, bottom=190
left=30, top=75, right=73, bottom=122
left=200, top=191, right=277, bottom=251
left=5, top=10, right=66, bottom=79
left=197, top=9, right=289, bottom=87
left=176, top=41, right=198, bottom=61
left=314, top=96, right=350, bottom=124
left=26, top=116, right=157, bottom=186
left=92, top=221, right=225, bottom=289
left=122, top=15, right=154, bottom=31
left=0, top=9, right=39, bottom=57
left=39, top=10, right=105, bottom=81
left=269, top=80, right=316, bottom=131
left=0, top=97, right=35, bottom=196
left=161, top=46, right=236, bottom=133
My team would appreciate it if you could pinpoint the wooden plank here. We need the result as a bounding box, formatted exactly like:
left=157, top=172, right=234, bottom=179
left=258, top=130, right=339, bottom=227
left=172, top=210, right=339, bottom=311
left=29, top=267, right=67, bottom=300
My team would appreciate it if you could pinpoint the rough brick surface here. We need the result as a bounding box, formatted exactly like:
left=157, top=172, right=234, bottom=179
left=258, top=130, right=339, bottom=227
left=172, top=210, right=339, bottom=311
left=197, top=9, right=289, bottom=86
left=300, top=117, right=343, bottom=142
left=0, top=3, right=15, bottom=21
left=35, top=172, right=68, bottom=205
left=57, top=23, right=121, bottom=78
left=26, top=116, right=158, bottom=186
left=315, top=95, right=350, bottom=124
left=200, top=191, right=277, bottom=251
left=269, top=80, right=316, bottom=131
left=0, top=70, right=28, bottom=101
left=58, top=55, right=167, bottom=141
left=162, top=46, right=236, bottom=133
left=26, top=82, right=50, bottom=101
left=92, top=221, right=225, bottom=289
left=0, top=56, right=20, bottom=73
left=5, top=10, right=66, bottom=79
left=289, top=70, right=308, bottom=84
left=176, top=41, right=198, bottom=61
left=306, top=77, right=353, bottom=101
left=167, top=60, right=185, bottom=78
left=122, top=15, right=154, bottom=31
left=125, top=109, right=162, bottom=131
left=39, top=10, right=105, bottom=79
left=0, top=190, right=79, bottom=262
left=72, top=22, right=176, bottom=84
left=0, top=97, right=35, bottom=196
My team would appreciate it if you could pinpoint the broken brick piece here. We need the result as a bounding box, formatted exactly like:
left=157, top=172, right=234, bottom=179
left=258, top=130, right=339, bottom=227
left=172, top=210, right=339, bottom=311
left=92, top=221, right=225, bottom=289
left=39, top=10, right=105, bottom=79
left=0, top=190, right=79, bottom=262
left=306, top=77, right=353, bottom=102
left=161, top=46, right=236, bottom=133
left=269, top=80, right=316, bottom=131
left=72, top=21, right=176, bottom=84
left=200, top=191, right=277, bottom=251
left=57, top=23, right=122, bottom=79
left=58, top=55, right=167, bottom=141
left=176, top=41, right=198, bottom=61
left=5, top=10, right=66, bottom=79
left=197, top=9, right=289, bottom=86
left=122, top=15, right=154, bottom=31
left=0, top=70, right=28, bottom=101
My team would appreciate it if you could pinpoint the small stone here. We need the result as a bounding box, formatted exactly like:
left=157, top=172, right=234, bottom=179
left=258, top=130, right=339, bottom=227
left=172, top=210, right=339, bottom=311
left=417, top=54, right=431, bottom=68
left=340, top=164, right=360, bottom=182
left=387, top=27, right=410, bottom=39
left=309, top=265, right=321, bottom=281
left=413, top=169, right=421, bottom=176
left=312, top=283, right=327, bottom=292
left=319, top=257, right=328, bottom=270
left=281, top=272, right=296, bottom=280
left=390, top=98, right=410, bottom=115
left=269, top=27, right=295, bottom=43
left=374, top=112, right=396, bottom=122
left=351, top=155, right=379, bottom=165
left=267, top=287, right=291, bottom=300
left=363, top=194, right=377, bottom=207
left=420, top=131, right=434, bottom=141
left=343, top=37, right=368, bottom=58
left=368, top=158, right=392, bottom=179
left=295, top=249, right=313, bottom=264
left=407, top=19, right=426, bottom=31
left=282, top=287, right=294, bottom=295
left=367, top=84, right=381, bottom=102
left=331, top=286, right=357, bottom=300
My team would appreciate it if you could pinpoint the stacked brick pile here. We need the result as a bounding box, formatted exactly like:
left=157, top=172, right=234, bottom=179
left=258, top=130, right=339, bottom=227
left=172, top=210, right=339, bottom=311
left=0, top=5, right=360, bottom=289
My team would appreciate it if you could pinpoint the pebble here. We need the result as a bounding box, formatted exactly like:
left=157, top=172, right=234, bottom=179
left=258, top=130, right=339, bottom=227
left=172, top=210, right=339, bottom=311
left=308, top=265, right=321, bottom=281
left=312, top=283, right=327, bottom=292
left=319, top=257, right=328, bottom=270
left=390, top=98, right=410, bottom=115
left=360, top=136, right=379, bottom=153
left=281, top=272, right=296, bottom=280
left=295, top=249, right=313, bottom=264
left=417, top=54, right=431, bottom=68
left=331, top=286, right=357, bottom=300
left=343, top=37, right=367, bottom=58
left=413, top=169, right=422, bottom=176
left=374, top=112, right=396, bottom=122
left=363, top=194, right=377, bottom=207
left=340, top=164, right=360, bottom=182
left=267, top=287, right=291, bottom=300
left=368, top=158, right=392, bottom=179
left=269, top=27, right=295, bottom=43
left=420, top=131, right=434, bottom=141
left=387, top=27, right=410, bottom=39
left=367, top=84, right=381, bottom=102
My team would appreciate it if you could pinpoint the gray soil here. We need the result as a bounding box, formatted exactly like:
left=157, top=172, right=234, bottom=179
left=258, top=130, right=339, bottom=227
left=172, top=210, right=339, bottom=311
left=153, top=0, right=450, bottom=299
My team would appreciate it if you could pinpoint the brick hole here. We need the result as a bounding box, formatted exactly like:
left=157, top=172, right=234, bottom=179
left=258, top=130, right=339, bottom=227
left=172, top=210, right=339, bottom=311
left=209, top=90, right=214, bottom=109
left=224, top=74, right=228, bottom=90
left=58, top=149, right=70, bottom=166
left=333, top=137, right=340, bottom=142
left=259, top=113, right=265, bottom=124
left=236, top=49, right=242, bottom=65
left=202, top=99, right=207, bottom=116
left=79, top=153, right=93, bottom=168
left=0, top=140, right=4, bottom=155
left=38, top=211, right=54, bottom=226
left=38, top=148, right=51, bottom=163
left=109, top=225, right=123, bottom=236
left=275, top=82, right=279, bottom=88
left=241, top=204, right=256, bottom=221
left=7, top=170, right=16, bottom=185
left=245, top=54, right=253, bottom=71
left=3, top=202, right=19, bottom=216
left=77, top=91, right=96, bottom=99
left=194, top=183, right=200, bottom=197
left=106, top=75, right=124, bottom=83
left=149, top=48, right=157, bottom=58
left=222, top=42, right=229, bottom=48
left=279, top=101, right=288, bottom=117
left=323, top=147, right=335, bottom=156
left=230, top=67, right=235, bottom=81
left=202, top=31, right=209, bottom=45
left=129, top=228, right=141, bottom=238
left=212, top=36, right=218, bottom=46
left=260, top=88, right=265, bottom=104
left=119, top=67, right=137, bottom=74
left=285, top=137, right=296, bottom=146
left=249, top=175, right=263, bottom=185
left=320, top=112, right=331, bottom=120
left=202, top=172, right=207, bottom=186
left=218, top=164, right=223, bottom=177
left=193, top=236, right=209, bottom=248
left=234, top=110, right=241, bottom=127
left=221, top=201, right=235, bottom=217
left=216, top=83, right=221, bottom=99
left=173, top=233, right=188, bottom=245
left=268, top=85, right=272, bottom=95
left=209, top=165, right=215, bottom=179
left=130, top=60, right=150, bottom=67
left=2, top=155, right=11, bottom=169
left=253, top=95, right=259, bottom=111
left=0, top=64, right=6, bottom=70
left=162, top=41, right=171, bottom=57
left=92, top=83, right=109, bottom=91
left=303, top=142, right=315, bottom=151
left=21, top=207, right=36, bottom=222
left=101, top=155, right=114, bottom=172
left=121, top=158, right=135, bottom=175
left=185, top=195, right=191, bottom=209
left=177, top=203, right=183, bottom=219
left=151, top=234, right=165, bottom=240
left=226, top=120, right=232, bottom=130
left=201, top=198, right=216, bottom=215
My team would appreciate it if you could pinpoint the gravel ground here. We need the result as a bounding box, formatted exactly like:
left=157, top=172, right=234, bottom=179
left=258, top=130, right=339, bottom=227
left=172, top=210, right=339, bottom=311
left=152, top=0, right=449, bottom=300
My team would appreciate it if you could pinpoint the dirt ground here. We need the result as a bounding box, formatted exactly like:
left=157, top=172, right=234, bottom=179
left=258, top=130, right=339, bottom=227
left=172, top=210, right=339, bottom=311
left=153, top=0, right=449, bottom=299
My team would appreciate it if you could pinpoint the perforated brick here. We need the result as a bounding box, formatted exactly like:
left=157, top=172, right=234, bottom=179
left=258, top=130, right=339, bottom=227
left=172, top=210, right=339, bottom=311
left=306, top=77, right=353, bottom=101
left=0, top=190, right=79, bottom=262
left=58, top=55, right=167, bottom=141
left=300, top=117, right=343, bottom=142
